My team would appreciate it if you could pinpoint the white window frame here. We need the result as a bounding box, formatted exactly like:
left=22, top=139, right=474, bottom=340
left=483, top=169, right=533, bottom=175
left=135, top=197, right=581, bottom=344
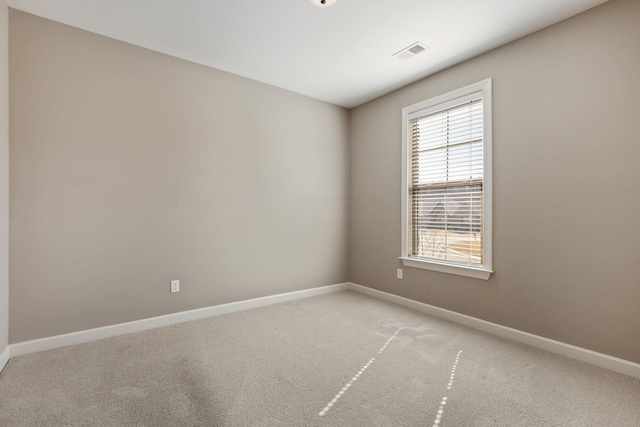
left=400, top=79, right=493, bottom=280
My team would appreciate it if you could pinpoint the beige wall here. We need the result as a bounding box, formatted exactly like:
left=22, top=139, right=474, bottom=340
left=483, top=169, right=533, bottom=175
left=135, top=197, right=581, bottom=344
left=350, top=0, right=640, bottom=363
left=0, top=2, right=9, bottom=355
left=9, top=10, right=350, bottom=343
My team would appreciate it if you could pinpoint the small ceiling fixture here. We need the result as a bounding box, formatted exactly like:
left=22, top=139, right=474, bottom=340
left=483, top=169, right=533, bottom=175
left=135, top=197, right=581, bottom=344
left=393, top=42, right=430, bottom=60
left=310, top=0, right=337, bottom=7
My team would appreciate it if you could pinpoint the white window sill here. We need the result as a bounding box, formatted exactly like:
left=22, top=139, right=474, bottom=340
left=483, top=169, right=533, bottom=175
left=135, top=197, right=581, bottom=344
left=399, top=257, right=493, bottom=280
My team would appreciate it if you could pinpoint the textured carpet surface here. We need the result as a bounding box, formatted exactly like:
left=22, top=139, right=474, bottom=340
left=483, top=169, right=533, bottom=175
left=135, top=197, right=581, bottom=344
left=1, top=290, right=639, bottom=426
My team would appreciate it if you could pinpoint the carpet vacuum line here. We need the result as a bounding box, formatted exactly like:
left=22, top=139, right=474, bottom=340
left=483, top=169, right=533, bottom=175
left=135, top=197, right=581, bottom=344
left=432, top=350, right=462, bottom=426
left=318, top=327, right=405, bottom=417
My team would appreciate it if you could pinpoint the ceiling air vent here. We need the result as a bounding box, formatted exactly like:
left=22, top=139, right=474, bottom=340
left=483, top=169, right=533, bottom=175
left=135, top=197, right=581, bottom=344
left=393, top=42, right=429, bottom=60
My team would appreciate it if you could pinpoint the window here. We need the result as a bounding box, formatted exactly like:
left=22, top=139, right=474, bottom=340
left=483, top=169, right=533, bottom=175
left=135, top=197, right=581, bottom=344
left=400, top=79, right=492, bottom=279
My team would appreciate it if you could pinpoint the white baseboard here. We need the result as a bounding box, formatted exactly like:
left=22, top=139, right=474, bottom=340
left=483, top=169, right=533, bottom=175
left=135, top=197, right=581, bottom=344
left=10, top=282, right=350, bottom=358
left=7, top=281, right=639, bottom=380
left=347, top=283, right=640, bottom=379
left=0, top=345, right=9, bottom=373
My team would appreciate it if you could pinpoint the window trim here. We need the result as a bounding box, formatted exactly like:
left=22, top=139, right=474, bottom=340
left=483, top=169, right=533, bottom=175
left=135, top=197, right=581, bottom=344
left=400, top=78, right=493, bottom=280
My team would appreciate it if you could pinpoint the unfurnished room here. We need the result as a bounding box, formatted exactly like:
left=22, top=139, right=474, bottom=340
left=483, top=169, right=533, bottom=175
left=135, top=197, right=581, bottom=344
left=0, top=0, right=639, bottom=425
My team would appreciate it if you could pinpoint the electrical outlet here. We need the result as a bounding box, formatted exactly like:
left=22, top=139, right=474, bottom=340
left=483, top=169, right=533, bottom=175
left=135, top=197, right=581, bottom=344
left=170, top=280, right=180, bottom=293
left=397, top=269, right=403, bottom=279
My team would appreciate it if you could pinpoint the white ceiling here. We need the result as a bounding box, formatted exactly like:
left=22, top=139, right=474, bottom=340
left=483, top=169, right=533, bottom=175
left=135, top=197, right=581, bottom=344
left=7, top=0, right=608, bottom=109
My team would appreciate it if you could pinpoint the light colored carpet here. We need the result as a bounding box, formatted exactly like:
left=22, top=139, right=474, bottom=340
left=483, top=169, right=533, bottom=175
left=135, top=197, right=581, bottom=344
left=0, top=290, right=639, bottom=426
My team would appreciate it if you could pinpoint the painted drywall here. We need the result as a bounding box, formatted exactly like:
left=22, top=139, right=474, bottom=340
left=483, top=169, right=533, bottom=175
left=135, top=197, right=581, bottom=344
left=9, top=10, right=350, bottom=343
left=350, top=0, right=640, bottom=363
left=0, top=2, right=9, bottom=358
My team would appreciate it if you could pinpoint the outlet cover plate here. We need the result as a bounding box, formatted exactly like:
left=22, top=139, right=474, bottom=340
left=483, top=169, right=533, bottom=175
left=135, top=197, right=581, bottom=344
left=170, top=280, right=180, bottom=293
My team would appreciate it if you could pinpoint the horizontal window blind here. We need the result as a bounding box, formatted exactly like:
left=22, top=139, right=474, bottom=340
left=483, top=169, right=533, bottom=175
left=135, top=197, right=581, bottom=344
left=409, top=97, right=483, bottom=265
